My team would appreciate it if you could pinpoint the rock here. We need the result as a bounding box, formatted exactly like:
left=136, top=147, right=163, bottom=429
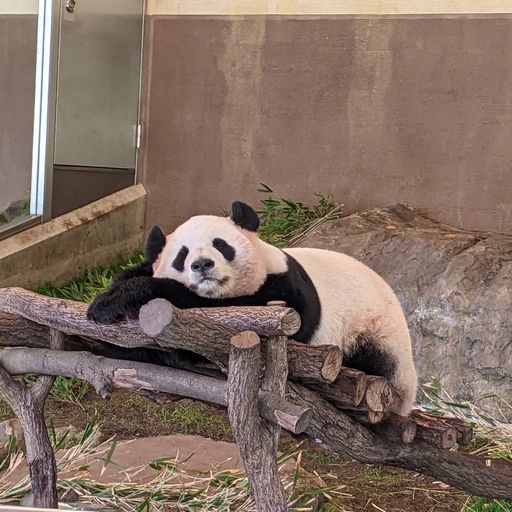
left=299, top=204, right=512, bottom=414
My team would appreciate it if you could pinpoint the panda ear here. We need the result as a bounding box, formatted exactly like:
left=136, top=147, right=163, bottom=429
left=145, top=226, right=166, bottom=263
left=231, top=201, right=260, bottom=232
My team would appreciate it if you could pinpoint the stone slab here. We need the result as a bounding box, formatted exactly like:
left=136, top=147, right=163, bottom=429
left=0, top=185, right=146, bottom=289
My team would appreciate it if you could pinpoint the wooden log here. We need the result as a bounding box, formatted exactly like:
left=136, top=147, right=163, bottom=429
left=286, top=382, right=512, bottom=500
left=411, top=411, right=459, bottom=449
left=140, top=298, right=342, bottom=383
left=259, top=391, right=312, bottom=435
left=0, top=307, right=341, bottom=399
left=285, top=341, right=341, bottom=383
left=300, top=367, right=367, bottom=409
left=0, top=287, right=300, bottom=337
left=303, top=371, right=394, bottom=416
left=0, top=288, right=339, bottom=384
left=415, top=425, right=457, bottom=450
left=0, top=309, right=220, bottom=376
left=411, top=411, right=474, bottom=446
left=362, top=376, right=394, bottom=413
left=227, top=332, right=288, bottom=512
left=0, top=346, right=311, bottom=435
left=374, top=412, right=417, bottom=444
left=0, top=305, right=341, bottom=386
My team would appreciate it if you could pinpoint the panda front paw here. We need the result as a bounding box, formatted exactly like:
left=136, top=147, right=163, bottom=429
left=86, top=292, right=140, bottom=324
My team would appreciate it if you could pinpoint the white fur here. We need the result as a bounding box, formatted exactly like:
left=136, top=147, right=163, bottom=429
left=154, top=215, right=417, bottom=414
left=284, top=247, right=418, bottom=414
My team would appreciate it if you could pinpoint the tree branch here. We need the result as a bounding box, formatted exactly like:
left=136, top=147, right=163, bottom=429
left=287, top=382, right=512, bottom=500
left=0, top=347, right=311, bottom=434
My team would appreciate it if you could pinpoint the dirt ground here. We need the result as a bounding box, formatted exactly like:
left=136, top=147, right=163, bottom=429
left=27, top=390, right=470, bottom=512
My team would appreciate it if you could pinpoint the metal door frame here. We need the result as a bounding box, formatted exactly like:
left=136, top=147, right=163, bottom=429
left=30, top=0, right=61, bottom=222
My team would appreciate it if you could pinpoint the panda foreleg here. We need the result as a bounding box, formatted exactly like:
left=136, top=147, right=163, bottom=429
left=87, top=276, right=202, bottom=323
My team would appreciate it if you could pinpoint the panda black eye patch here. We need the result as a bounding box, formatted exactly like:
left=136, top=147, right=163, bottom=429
left=212, top=238, right=236, bottom=261
left=172, top=246, right=189, bottom=271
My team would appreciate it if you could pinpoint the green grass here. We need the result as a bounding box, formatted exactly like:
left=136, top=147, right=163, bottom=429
left=464, top=498, right=512, bottom=512
left=48, top=376, right=92, bottom=408
left=305, top=451, right=343, bottom=466
left=169, top=400, right=232, bottom=437
left=36, top=253, right=144, bottom=304
left=256, top=184, right=344, bottom=248
left=0, top=400, right=13, bottom=423
left=360, top=465, right=406, bottom=485
left=124, top=395, right=232, bottom=439
left=23, top=374, right=92, bottom=407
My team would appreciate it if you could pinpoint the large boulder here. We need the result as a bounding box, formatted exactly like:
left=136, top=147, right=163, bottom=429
left=299, top=204, right=512, bottom=411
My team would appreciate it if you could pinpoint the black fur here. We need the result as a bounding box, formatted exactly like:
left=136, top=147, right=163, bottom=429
left=343, top=332, right=397, bottom=379
left=212, top=238, right=236, bottom=261
left=145, top=226, right=166, bottom=263
left=87, top=255, right=321, bottom=344
left=231, top=201, right=260, bottom=232
left=172, top=246, right=189, bottom=272
left=91, top=341, right=210, bottom=370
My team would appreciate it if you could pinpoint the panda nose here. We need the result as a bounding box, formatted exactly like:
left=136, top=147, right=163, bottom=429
left=191, top=258, right=215, bottom=273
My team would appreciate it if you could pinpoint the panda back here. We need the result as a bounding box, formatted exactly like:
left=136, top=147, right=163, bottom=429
left=283, top=247, right=408, bottom=349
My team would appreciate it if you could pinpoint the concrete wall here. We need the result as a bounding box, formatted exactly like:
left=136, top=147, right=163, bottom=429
left=0, top=13, right=37, bottom=213
left=0, top=185, right=146, bottom=289
left=139, top=11, right=512, bottom=235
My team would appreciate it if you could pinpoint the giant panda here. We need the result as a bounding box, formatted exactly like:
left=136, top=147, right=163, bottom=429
left=88, top=201, right=418, bottom=415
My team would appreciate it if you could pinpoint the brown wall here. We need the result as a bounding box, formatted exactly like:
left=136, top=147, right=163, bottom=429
left=139, top=15, right=512, bottom=235
left=0, top=15, right=37, bottom=213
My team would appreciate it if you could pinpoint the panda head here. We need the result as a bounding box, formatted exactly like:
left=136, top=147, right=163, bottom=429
left=151, top=201, right=277, bottom=299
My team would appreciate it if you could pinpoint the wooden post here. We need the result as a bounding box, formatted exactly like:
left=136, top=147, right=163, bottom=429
left=227, top=331, right=288, bottom=512
left=0, top=328, right=64, bottom=508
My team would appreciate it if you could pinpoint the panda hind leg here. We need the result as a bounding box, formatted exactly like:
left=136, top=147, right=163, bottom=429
left=343, top=331, right=418, bottom=416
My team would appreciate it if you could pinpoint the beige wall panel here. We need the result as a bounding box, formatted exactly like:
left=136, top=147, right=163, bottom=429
left=0, top=1, right=38, bottom=15
left=148, top=1, right=512, bottom=15
left=140, top=16, right=512, bottom=235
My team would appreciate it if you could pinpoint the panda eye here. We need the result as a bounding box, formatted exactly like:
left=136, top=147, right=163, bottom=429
left=172, top=246, right=189, bottom=272
left=212, top=238, right=236, bottom=261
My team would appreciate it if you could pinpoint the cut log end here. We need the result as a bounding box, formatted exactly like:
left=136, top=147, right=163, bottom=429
left=281, top=309, right=302, bottom=336
left=139, top=299, right=174, bottom=337
left=265, top=301, right=301, bottom=337
left=376, top=412, right=417, bottom=444
left=441, top=428, right=458, bottom=449
left=260, top=391, right=313, bottom=434
left=364, top=376, right=393, bottom=412
left=320, top=345, right=343, bottom=383
left=416, top=425, right=458, bottom=450
left=457, top=428, right=474, bottom=447
left=230, top=331, right=260, bottom=350
left=293, top=408, right=314, bottom=434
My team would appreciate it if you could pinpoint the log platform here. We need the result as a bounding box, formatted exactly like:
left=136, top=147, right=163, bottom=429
left=0, top=287, right=510, bottom=511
